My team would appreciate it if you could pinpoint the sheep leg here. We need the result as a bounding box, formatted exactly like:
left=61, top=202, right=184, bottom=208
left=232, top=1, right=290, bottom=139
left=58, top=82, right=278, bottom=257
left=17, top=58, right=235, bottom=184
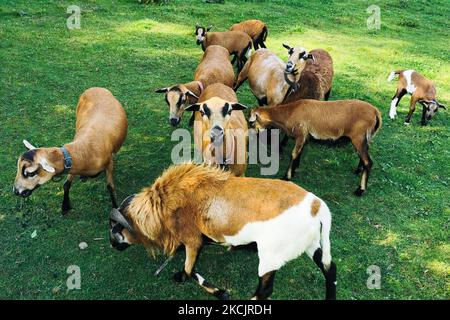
left=420, top=104, right=427, bottom=125
left=389, top=88, right=407, bottom=119
left=354, top=159, right=364, bottom=174
left=283, top=137, right=305, bottom=181
left=352, top=137, right=372, bottom=196
left=105, top=161, right=118, bottom=208
left=307, top=246, right=337, bottom=300
left=174, top=245, right=230, bottom=300
left=324, top=89, right=331, bottom=101
left=251, top=271, right=276, bottom=300
left=404, top=96, right=417, bottom=125
left=61, top=174, right=74, bottom=214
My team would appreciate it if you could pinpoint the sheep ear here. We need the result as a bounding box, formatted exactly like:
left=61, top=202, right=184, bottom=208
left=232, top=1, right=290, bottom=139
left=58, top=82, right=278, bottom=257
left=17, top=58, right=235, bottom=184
left=438, top=102, right=446, bottom=110
left=39, top=157, right=55, bottom=173
left=185, top=103, right=201, bottom=112
left=155, top=87, right=168, bottom=93
left=186, top=90, right=199, bottom=100
left=282, top=43, right=292, bottom=51
left=307, top=53, right=315, bottom=61
left=231, top=103, right=247, bottom=110
left=23, top=139, right=36, bottom=150
left=206, top=25, right=212, bottom=32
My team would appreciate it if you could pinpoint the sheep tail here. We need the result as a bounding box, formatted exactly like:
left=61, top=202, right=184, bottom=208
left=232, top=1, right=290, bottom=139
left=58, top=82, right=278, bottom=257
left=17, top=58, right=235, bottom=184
left=318, top=201, right=332, bottom=269
left=387, top=70, right=401, bottom=82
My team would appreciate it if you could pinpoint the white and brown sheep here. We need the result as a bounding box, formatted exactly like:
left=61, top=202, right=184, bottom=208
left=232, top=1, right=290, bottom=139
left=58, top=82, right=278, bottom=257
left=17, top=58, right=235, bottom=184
left=186, top=83, right=248, bottom=176
left=229, top=19, right=268, bottom=50
left=282, top=44, right=334, bottom=102
left=195, top=24, right=252, bottom=72
left=249, top=99, right=382, bottom=196
left=388, top=69, right=446, bottom=125
left=234, top=47, right=313, bottom=106
left=13, top=87, right=128, bottom=213
left=155, top=45, right=235, bottom=127
left=109, top=163, right=337, bottom=300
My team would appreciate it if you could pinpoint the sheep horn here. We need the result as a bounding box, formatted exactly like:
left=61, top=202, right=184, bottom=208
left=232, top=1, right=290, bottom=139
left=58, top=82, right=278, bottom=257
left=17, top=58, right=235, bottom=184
left=110, top=208, right=134, bottom=233
left=284, top=71, right=300, bottom=93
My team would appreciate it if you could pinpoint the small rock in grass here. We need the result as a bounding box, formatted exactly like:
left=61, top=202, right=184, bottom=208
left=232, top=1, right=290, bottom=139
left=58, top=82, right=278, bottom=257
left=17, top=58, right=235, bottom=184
left=79, top=242, right=88, bottom=250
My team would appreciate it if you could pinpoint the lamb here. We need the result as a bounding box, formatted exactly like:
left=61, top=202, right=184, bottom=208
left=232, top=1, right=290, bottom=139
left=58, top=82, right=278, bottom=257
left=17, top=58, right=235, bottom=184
left=109, top=163, right=337, bottom=300
left=155, top=45, right=235, bottom=127
left=388, top=70, right=446, bottom=125
left=229, top=19, right=268, bottom=50
left=249, top=99, right=382, bottom=196
left=13, top=87, right=128, bottom=213
left=195, top=24, right=252, bottom=72
left=185, top=83, right=248, bottom=176
left=234, top=47, right=314, bottom=106
left=282, top=44, right=334, bottom=102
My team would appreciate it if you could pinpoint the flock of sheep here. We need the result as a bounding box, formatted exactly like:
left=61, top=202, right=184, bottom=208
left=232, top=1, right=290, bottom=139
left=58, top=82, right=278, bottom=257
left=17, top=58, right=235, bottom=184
left=12, top=19, right=445, bottom=300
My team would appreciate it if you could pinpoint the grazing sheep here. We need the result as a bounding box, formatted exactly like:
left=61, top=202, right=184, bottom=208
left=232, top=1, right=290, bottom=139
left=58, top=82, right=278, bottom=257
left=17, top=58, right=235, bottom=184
left=186, top=83, right=248, bottom=176
left=388, top=70, right=446, bottom=125
left=234, top=47, right=313, bottom=106
left=195, top=24, right=252, bottom=72
left=249, top=99, right=382, bottom=196
left=282, top=44, right=334, bottom=102
left=13, top=87, right=128, bottom=213
left=155, top=45, right=234, bottom=127
left=109, top=163, right=337, bottom=300
left=229, top=19, right=268, bottom=49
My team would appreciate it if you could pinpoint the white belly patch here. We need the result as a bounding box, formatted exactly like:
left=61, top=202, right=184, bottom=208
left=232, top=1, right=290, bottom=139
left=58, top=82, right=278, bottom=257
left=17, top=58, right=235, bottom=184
left=224, top=193, right=322, bottom=276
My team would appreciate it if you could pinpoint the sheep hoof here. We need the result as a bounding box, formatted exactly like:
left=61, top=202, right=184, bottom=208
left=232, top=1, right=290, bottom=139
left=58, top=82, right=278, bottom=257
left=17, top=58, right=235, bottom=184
left=173, top=271, right=188, bottom=283
left=214, top=289, right=230, bottom=300
left=282, top=175, right=291, bottom=181
left=61, top=202, right=72, bottom=215
left=403, top=122, right=411, bottom=126
left=353, top=187, right=365, bottom=197
left=354, top=168, right=362, bottom=175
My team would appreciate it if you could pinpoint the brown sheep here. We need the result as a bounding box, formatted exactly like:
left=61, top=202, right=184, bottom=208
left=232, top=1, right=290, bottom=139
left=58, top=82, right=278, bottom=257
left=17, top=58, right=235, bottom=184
left=229, top=19, right=268, bottom=49
left=388, top=69, right=446, bottom=125
left=234, top=47, right=313, bottom=106
left=195, top=24, right=252, bottom=73
left=155, top=45, right=234, bottom=127
left=282, top=44, right=334, bottom=102
left=13, top=87, right=128, bottom=213
left=186, top=83, right=248, bottom=176
left=249, top=99, right=382, bottom=196
left=109, top=163, right=336, bottom=300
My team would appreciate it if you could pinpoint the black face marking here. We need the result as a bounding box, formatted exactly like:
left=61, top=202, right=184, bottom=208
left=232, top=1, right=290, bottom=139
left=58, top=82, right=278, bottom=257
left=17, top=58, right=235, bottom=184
left=203, top=104, right=211, bottom=118
left=22, top=150, right=36, bottom=162
left=299, top=51, right=306, bottom=59
left=22, top=165, right=38, bottom=178
left=288, top=48, right=294, bottom=55
left=221, top=103, right=231, bottom=117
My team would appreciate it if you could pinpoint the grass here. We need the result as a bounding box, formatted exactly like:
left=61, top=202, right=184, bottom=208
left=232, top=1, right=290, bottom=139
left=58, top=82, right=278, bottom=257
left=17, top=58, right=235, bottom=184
left=0, top=0, right=449, bottom=300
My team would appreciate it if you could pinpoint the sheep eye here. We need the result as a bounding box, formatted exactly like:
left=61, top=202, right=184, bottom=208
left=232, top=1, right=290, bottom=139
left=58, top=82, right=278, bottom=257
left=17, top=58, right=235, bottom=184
left=27, top=170, right=37, bottom=178
left=299, top=51, right=305, bottom=59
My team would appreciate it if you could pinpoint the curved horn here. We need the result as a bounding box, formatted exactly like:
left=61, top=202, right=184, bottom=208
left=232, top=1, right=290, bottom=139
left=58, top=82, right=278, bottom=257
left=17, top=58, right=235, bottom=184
left=284, top=71, right=299, bottom=92
left=110, top=208, right=134, bottom=233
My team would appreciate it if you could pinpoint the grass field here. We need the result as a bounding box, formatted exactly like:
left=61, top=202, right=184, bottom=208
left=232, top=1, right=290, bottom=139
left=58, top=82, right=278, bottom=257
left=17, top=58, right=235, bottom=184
left=0, top=0, right=449, bottom=300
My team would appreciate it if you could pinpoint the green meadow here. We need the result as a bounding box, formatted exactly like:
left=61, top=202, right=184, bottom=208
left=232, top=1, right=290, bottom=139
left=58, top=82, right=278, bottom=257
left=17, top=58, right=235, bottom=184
left=0, top=0, right=448, bottom=299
